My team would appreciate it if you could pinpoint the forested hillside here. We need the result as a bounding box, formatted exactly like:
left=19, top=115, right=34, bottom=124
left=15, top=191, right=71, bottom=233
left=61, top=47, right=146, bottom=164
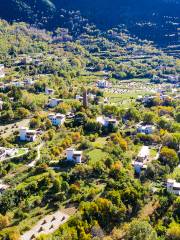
left=0, top=0, right=179, bottom=46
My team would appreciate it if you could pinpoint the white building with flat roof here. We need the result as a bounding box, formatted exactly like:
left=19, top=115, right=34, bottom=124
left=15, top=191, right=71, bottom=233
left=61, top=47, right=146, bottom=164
left=66, top=148, right=82, bottom=164
left=23, top=78, right=34, bottom=86
left=0, top=99, right=3, bottom=110
left=137, top=124, right=155, bottom=135
left=45, top=87, right=55, bottom=95
left=167, top=179, right=180, bottom=195
left=19, top=127, right=37, bottom=142
left=0, top=64, right=5, bottom=78
left=133, top=146, right=150, bottom=174
left=75, top=95, right=83, bottom=101
left=48, top=113, right=65, bottom=126
left=97, top=80, right=110, bottom=89
left=97, top=116, right=118, bottom=127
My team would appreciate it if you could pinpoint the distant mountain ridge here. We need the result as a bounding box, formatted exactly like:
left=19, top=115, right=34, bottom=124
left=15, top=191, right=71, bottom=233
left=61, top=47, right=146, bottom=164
left=0, top=0, right=179, bottom=46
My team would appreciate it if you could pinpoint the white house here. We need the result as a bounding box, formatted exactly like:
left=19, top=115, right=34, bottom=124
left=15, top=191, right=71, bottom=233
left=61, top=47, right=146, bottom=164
left=45, top=87, right=55, bottom=95
left=167, top=179, right=180, bottom=195
left=0, top=99, right=3, bottom=110
left=21, top=56, right=33, bottom=65
left=137, top=124, right=155, bottom=134
left=48, top=113, right=65, bottom=126
left=66, top=148, right=83, bottom=164
left=0, top=183, right=9, bottom=194
left=96, top=116, right=118, bottom=127
left=133, top=146, right=150, bottom=174
left=0, top=64, right=5, bottom=78
left=19, top=127, right=37, bottom=142
left=12, top=81, right=24, bottom=88
left=23, top=78, right=34, bottom=86
left=48, top=98, right=63, bottom=108
left=97, top=80, right=110, bottom=89
left=75, top=95, right=83, bottom=101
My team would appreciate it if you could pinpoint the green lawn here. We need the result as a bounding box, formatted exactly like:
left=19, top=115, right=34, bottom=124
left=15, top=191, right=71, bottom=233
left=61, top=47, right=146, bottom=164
left=91, top=137, right=107, bottom=149
left=87, top=149, right=108, bottom=165
left=17, top=149, right=27, bottom=155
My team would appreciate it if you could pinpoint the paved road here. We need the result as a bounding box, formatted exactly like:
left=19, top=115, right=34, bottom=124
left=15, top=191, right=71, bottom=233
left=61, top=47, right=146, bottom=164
left=21, top=210, right=69, bottom=240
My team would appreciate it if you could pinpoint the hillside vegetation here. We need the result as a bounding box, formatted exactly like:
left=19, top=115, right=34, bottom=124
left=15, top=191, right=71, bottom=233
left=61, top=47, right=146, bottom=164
left=0, top=0, right=179, bottom=45
left=0, top=18, right=179, bottom=240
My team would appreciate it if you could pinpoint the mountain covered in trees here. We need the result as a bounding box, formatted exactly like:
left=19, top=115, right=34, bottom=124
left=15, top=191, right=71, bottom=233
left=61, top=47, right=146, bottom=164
left=0, top=0, right=180, bottom=46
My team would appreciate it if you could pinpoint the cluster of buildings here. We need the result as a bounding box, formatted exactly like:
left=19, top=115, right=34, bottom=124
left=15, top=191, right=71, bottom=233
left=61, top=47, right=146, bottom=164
left=19, top=114, right=66, bottom=142
left=0, top=78, right=35, bottom=91
left=153, top=74, right=179, bottom=84
left=139, top=93, right=173, bottom=105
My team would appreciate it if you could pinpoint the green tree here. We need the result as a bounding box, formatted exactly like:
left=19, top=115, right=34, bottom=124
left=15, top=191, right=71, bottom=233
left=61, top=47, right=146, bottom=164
left=143, top=112, right=155, bottom=124
left=160, top=147, right=179, bottom=170
left=126, top=220, right=157, bottom=240
left=167, top=222, right=180, bottom=240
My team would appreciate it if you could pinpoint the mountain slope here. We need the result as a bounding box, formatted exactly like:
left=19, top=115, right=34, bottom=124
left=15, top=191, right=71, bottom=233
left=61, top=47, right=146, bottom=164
left=0, top=0, right=179, bottom=45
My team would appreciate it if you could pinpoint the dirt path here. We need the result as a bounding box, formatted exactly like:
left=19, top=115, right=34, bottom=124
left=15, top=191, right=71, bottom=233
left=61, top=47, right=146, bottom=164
left=28, top=142, right=44, bottom=167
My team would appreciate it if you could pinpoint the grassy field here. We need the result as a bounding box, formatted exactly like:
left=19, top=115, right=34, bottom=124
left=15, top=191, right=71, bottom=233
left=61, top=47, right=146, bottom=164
left=91, top=137, right=107, bottom=149
left=87, top=149, right=108, bottom=165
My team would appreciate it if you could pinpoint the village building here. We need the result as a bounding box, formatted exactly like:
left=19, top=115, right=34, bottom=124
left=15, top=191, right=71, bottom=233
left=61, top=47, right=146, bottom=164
left=0, top=99, right=3, bottom=110
left=96, top=116, right=118, bottom=127
left=167, top=179, right=180, bottom=195
left=21, top=56, right=33, bottom=65
left=0, top=64, right=5, bottom=78
left=48, top=113, right=65, bottom=126
left=45, top=87, right=55, bottom=95
left=12, top=81, right=24, bottom=88
left=133, top=146, right=150, bottom=174
left=66, top=148, right=83, bottom=164
left=48, top=98, right=63, bottom=108
left=66, top=112, right=75, bottom=119
left=23, top=78, right=34, bottom=86
left=75, top=95, right=83, bottom=101
left=0, top=183, right=9, bottom=194
left=137, top=123, right=155, bottom=134
left=19, top=127, right=37, bottom=142
left=97, top=80, right=110, bottom=89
